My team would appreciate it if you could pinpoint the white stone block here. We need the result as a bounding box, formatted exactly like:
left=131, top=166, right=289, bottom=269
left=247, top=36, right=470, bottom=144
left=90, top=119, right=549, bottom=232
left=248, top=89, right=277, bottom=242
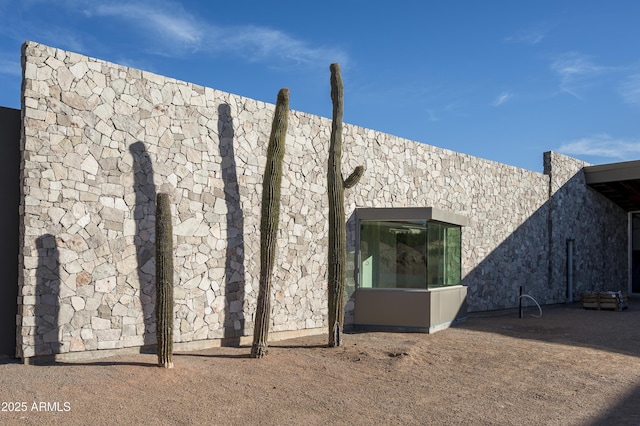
left=97, top=340, right=123, bottom=350
left=96, top=329, right=122, bottom=342
left=91, top=316, right=111, bottom=330
left=80, top=154, right=99, bottom=175
left=84, top=297, right=101, bottom=312
left=22, top=295, right=36, bottom=305
left=22, top=316, right=36, bottom=327
left=123, top=335, right=144, bottom=347
left=69, top=336, right=85, bottom=352
left=116, top=255, right=138, bottom=276
left=95, top=276, right=116, bottom=293
left=174, top=217, right=209, bottom=237
left=112, top=303, right=128, bottom=317
left=123, top=219, right=136, bottom=236
left=69, top=61, right=88, bottom=79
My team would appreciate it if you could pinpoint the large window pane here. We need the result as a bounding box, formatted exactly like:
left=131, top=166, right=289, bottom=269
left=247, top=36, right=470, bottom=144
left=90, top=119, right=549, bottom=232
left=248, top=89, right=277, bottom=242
left=444, top=225, right=461, bottom=285
left=427, top=222, right=461, bottom=287
left=396, top=222, right=428, bottom=288
left=360, top=221, right=427, bottom=289
left=359, top=219, right=461, bottom=290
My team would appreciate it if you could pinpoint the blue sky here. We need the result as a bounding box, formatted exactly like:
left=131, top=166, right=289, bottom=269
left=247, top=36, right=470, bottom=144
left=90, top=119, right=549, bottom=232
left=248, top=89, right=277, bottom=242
left=1, top=0, right=639, bottom=172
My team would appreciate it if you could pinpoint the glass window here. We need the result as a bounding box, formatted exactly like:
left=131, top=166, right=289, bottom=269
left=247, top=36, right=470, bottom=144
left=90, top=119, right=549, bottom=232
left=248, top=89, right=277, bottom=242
left=427, top=222, right=461, bottom=287
left=359, top=220, right=461, bottom=290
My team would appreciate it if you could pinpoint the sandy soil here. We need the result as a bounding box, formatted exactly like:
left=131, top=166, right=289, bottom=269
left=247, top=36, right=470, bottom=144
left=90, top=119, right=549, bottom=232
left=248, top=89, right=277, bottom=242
left=1, top=301, right=640, bottom=425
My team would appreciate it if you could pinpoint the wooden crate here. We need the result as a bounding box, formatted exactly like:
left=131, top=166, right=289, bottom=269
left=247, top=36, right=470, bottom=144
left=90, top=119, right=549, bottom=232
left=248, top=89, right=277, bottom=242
left=581, top=292, right=628, bottom=311
left=581, top=292, right=600, bottom=309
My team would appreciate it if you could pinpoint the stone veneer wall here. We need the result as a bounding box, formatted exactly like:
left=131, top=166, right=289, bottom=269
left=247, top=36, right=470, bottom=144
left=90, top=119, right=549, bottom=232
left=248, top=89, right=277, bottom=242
left=342, top=133, right=552, bottom=313
left=545, top=152, right=628, bottom=300
left=18, top=41, right=334, bottom=358
left=17, top=41, right=627, bottom=359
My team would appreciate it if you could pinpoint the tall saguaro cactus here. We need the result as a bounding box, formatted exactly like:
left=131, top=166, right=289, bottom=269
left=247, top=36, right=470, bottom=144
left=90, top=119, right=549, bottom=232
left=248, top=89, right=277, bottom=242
left=155, top=192, right=174, bottom=368
left=327, top=63, right=364, bottom=348
left=251, top=88, right=290, bottom=358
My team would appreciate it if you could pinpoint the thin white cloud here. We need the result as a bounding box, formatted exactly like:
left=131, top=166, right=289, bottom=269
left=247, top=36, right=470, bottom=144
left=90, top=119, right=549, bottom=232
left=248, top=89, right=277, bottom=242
left=505, top=31, right=544, bottom=45
left=77, top=0, right=348, bottom=68
left=505, top=21, right=558, bottom=45
left=422, top=100, right=469, bottom=123
left=558, top=134, right=640, bottom=159
left=505, top=27, right=546, bottom=45
left=0, top=59, right=21, bottom=77
left=552, top=53, right=603, bottom=77
left=36, top=28, right=86, bottom=53
left=210, top=25, right=348, bottom=67
left=426, top=109, right=439, bottom=122
left=490, top=92, right=512, bottom=107
left=0, top=8, right=87, bottom=55
left=443, top=99, right=468, bottom=114
left=87, top=3, right=203, bottom=52
left=114, top=57, right=156, bottom=73
left=423, top=98, right=469, bottom=123
left=550, top=53, right=640, bottom=107
left=619, top=74, right=640, bottom=106
left=550, top=52, right=618, bottom=99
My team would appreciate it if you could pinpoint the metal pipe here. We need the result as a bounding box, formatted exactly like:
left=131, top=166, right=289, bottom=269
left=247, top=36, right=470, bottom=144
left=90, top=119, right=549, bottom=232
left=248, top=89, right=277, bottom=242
left=519, top=286, right=523, bottom=318
left=567, top=239, right=574, bottom=303
left=519, top=294, right=543, bottom=318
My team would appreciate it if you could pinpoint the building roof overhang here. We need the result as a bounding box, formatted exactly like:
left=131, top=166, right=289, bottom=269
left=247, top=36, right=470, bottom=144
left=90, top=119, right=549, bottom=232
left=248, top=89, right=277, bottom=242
left=355, top=207, right=469, bottom=227
left=584, top=160, right=640, bottom=211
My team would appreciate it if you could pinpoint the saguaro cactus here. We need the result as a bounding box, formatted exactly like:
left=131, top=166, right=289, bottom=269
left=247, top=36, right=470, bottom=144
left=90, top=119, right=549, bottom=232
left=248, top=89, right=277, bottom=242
left=251, top=88, right=290, bottom=358
left=327, top=63, right=364, bottom=348
left=155, top=192, right=174, bottom=368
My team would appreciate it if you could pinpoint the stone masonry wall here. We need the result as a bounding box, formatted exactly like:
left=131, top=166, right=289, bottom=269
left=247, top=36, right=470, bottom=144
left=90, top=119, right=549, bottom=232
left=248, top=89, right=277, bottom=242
left=17, top=41, right=626, bottom=359
left=545, top=152, right=628, bottom=301
left=342, top=132, right=552, bottom=312
left=19, top=42, right=330, bottom=358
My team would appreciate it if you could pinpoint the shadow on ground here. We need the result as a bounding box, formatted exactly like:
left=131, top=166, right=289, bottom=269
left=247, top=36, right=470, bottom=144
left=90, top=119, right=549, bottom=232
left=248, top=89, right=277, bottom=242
left=588, top=382, right=640, bottom=425
left=457, top=299, right=640, bottom=358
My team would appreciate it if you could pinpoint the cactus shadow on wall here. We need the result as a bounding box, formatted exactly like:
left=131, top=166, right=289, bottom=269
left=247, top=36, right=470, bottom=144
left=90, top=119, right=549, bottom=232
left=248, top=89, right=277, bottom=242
left=129, top=142, right=157, bottom=346
left=35, top=234, right=61, bottom=356
left=218, top=104, right=246, bottom=341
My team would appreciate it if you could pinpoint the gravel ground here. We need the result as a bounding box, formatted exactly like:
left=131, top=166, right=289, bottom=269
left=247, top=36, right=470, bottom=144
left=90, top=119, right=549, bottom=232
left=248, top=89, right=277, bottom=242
left=1, top=301, right=639, bottom=425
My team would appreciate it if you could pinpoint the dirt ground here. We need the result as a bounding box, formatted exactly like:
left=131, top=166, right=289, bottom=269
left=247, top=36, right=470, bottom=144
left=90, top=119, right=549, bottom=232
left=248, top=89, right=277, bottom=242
left=1, top=301, right=640, bottom=425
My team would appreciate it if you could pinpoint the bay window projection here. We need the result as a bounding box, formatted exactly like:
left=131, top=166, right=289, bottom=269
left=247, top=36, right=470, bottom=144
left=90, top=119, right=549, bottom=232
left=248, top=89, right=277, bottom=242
left=357, top=208, right=464, bottom=290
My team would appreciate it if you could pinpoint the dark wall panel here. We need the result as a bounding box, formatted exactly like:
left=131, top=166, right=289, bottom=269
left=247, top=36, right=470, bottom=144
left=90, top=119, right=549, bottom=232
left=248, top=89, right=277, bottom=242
left=0, top=106, right=20, bottom=356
